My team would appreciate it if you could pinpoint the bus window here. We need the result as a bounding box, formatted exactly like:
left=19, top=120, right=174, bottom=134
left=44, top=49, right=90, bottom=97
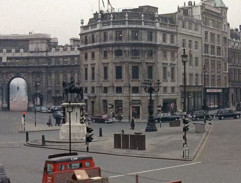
left=85, top=162, right=91, bottom=168
left=59, top=164, right=65, bottom=171
left=67, top=163, right=82, bottom=170
left=47, top=164, right=53, bottom=175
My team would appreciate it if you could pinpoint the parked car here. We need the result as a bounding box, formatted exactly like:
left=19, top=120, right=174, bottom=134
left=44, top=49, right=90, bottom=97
left=216, top=108, right=241, bottom=120
left=40, top=106, right=49, bottom=113
left=190, top=110, right=214, bottom=121
left=91, top=114, right=113, bottom=123
left=50, top=106, right=62, bottom=113
left=35, top=106, right=41, bottom=112
left=154, top=113, right=181, bottom=123
left=0, top=164, right=10, bottom=183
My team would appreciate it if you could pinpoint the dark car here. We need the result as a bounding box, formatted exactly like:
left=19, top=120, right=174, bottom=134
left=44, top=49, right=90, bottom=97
left=154, top=113, right=181, bottom=123
left=190, top=110, right=213, bottom=121
left=216, top=108, right=241, bottom=120
left=50, top=106, right=62, bottom=113
left=0, top=164, right=10, bottom=183
left=91, top=114, right=113, bottom=123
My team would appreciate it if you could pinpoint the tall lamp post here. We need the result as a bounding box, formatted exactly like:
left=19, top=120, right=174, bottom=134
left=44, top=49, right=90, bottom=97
left=34, top=82, right=40, bottom=127
left=181, top=49, right=188, bottom=114
left=143, top=80, right=161, bottom=132
left=203, top=69, right=208, bottom=124
left=66, top=102, right=73, bottom=153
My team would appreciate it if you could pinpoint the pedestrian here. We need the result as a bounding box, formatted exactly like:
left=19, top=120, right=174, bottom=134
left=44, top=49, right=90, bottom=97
left=47, top=115, right=53, bottom=127
left=130, top=116, right=135, bottom=130
left=55, top=116, right=61, bottom=126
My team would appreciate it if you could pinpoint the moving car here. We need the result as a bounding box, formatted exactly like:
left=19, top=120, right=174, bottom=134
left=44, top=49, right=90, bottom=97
left=190, top=110, right=214, bottom=121
left=154, top=113, right=181, bottom=123
left=216, top=108, right=241, bottom=120
left=91, top=114, right=113, bottom=123
left=0, top=164, right=10, bottom=183
left=40, top=106, right=49, bottom=113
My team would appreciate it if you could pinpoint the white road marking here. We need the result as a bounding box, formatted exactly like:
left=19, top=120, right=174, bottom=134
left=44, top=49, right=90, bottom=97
left=109, top=161, right=202, bottom=179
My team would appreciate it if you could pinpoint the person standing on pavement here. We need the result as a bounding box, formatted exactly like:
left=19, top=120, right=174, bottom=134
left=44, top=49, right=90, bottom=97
left=47, top=115, right=53, bottom=127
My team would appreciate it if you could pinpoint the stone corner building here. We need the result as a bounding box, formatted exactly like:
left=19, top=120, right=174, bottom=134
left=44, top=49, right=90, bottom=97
left=79, top=6, right=179, bottom=121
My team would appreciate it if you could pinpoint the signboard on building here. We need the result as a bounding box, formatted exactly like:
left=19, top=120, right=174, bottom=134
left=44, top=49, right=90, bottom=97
left=206, top=89, right=222, bottom=93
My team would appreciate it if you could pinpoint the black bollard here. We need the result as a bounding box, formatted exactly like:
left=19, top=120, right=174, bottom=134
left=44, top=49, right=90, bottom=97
left=26, top=132, right=29, bottom=142
left=121, top=130, right=124, bottom=134
left=99, top=128, right=102, bottom=137
left=42, top=135, right=45, bottom=146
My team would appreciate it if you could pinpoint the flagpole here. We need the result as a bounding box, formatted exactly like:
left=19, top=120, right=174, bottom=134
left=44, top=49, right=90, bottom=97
left=99, top=0, right=100, bottom=12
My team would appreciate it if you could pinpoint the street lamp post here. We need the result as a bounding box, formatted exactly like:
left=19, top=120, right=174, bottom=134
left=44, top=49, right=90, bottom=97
left=181, top=49, right=188, bottom=146
left=34, top=82, right=40, bottom=127
left=143, top=80, right=161, bottom=132
left=66, top=102, right=73, bottom=153
left=203, top=69, right=208, bottom=124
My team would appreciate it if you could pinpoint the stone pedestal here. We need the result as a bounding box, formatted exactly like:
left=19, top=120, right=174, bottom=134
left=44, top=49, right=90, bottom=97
left=59, top=103, right=86, bottom=140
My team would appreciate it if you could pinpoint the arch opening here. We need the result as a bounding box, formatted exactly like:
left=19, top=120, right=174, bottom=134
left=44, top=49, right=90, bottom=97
left=9, top=78, right=28, bottom=111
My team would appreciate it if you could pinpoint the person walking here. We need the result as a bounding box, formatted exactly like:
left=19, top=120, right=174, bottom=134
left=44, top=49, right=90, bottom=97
left=47, top=115, right=53, bottom=127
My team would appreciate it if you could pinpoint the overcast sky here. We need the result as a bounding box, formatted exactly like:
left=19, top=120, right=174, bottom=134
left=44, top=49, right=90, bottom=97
left=0, top=0, right=240, bottom=45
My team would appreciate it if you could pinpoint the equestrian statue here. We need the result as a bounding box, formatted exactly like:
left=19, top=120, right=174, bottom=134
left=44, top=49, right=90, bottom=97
left=62, top=77, right=83, bottom=102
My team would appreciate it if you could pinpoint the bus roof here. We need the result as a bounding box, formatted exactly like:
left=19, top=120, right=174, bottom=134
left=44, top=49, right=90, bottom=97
left=45, top=155, right=93, bottom=163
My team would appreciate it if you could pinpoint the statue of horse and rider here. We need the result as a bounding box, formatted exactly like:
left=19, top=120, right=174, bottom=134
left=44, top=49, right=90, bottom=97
left=62, top=77, right=83, bottom=102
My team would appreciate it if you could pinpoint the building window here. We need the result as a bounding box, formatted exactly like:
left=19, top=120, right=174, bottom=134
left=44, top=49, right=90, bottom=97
left=85, top=68, right=88, bottom=80
left=116, top=66, right=122, bottom=79
left=103, top=100, right=108, bottom=114
left=56, top=73, right=60, bottom=86
left=103, top=87, right=108, bottom=94
left=116, top=87, right=122, bottom=94
left=171, top=87, right=175, bottom=93
left=85, top=35, right=88, bottom=44
left=195, top=41, right=198, bottom=50
left=131, top=30, right=139, bottom=41
left=163, top=66, right=167, bottom=81
left=132, top=66, right=139, bottom=79
left=195, top=74, right=199, bottom=85
left=205, top=31, right=208, bottom=42
left=147, top=50, right=153, bottom=58
left=116, top=31, right=122, bottom=41
left=132, top=87, right=139, bottom=94
left=211, top=45, right=215, bottom=55
left=182, top=39, right=186, bottom=48
left=131, top=49, right=140, bottom=57
left=211, top=60, right=215, bottom=72
left=91, top=87, right=95, bottom=94
left=189, top=56, right=193, bottom=66
left=84, top=53, right=88, bottom=60
left=204, top=44, right=209, bottom=54
left=84, top=87, right=88, bottom=94
left=170, top=35, right=175, bottom=44
left=91, top=52, right=95, bottom=59
left=189, top=73, right=193, bottom=85
left=92, top=34, right=95, bottom=43
left=163, top=87, right=167, bottom=93
left=195, top=24, right=199, bottom=31
left=163, top=33, right=167, bottom=43
left=211, top=75, right=215, bottom=86
left=188, top=40, right=192, bottom=49
left=217, top=34, right=221, bottom=44
left=104, top=66, right=108, bottom=80
left=163, top=51, right=167, bottom=60
left=148, top=66, right=153, bottom=80
left=210, top=32, right=215, bottom=44
left=115, top=49, right=122, bottom=56
left=171, top=52, right=175, bottom=61
left=171, top=67, right=175, bottom=81
left=103, top=50, right=108, bottom=58
left=103, top=32, right=108, bottom=42
left=115, top=100, right=123, bottom=114
left=148, top=31, right=153, bottom=42
left=91, top=67, right=95, bottom=81
left=195, top=57, right=199, bottom=67
left=217, top=46, right=221, bottom=56
left=188, top=22, right=192, bottom=30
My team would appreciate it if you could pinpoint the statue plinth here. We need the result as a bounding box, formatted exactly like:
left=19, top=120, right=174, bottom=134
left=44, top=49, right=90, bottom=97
left=59, top=103, right=86, bottom=141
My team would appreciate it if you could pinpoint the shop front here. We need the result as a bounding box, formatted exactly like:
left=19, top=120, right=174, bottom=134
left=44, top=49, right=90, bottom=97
left=205, top=88, right=229, bottom=109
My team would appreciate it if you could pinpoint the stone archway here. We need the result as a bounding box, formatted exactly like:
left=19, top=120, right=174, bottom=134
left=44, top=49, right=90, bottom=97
left=8, top=77, right=28, bottom=111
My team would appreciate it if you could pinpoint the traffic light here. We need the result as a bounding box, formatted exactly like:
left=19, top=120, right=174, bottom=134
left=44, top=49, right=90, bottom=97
left=183, top=118, right=189, bottom=132
left=86, top=126, right=93, bottom=143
